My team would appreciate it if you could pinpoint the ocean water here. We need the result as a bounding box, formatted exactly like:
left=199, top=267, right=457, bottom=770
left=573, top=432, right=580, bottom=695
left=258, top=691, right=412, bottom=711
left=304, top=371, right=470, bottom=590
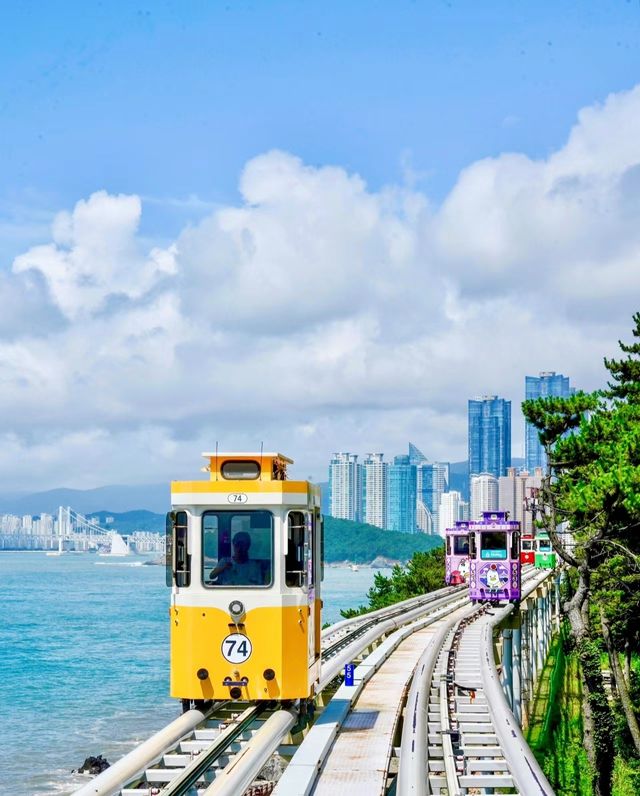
left=0, top=553, right=384, bottom=796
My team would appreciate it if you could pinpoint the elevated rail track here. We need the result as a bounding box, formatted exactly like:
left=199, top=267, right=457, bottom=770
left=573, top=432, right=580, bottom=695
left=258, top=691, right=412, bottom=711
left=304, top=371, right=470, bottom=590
left=72, top=570, right=557, bottom=796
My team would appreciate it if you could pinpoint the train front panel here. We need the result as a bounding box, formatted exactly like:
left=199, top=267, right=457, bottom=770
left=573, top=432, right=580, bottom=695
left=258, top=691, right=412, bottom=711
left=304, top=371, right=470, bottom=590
left=167, top=453, right=322, bottom=703
left=468, top=512, right=521, bottom=603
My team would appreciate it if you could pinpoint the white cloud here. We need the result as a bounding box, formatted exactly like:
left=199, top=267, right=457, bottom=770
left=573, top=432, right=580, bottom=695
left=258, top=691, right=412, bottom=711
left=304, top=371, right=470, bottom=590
left=1, top=86, right=640, bottom=491
left=13, top=191, right=176, bottom=320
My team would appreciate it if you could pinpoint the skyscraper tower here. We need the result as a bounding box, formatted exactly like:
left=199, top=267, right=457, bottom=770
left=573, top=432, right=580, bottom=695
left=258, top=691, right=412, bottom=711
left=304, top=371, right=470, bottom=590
left=387, top=455, right=417, bottom=533
left=470, top=473, right=499, bottom=520
left=468, top=395, right=511, bottom=478
left=329, top=453, right=362, bottom=521
left=362, top=453, right=388, bottom=530
left=525, top=372, right=573, bottom=472
left=417, top=461, right=449, bottom=534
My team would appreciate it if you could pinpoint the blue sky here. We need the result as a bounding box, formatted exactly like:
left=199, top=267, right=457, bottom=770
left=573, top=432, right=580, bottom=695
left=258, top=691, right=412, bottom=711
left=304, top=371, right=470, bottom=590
left=1, top=1, right=640, bottom=489
left=2, top=1, right=640, bottom=253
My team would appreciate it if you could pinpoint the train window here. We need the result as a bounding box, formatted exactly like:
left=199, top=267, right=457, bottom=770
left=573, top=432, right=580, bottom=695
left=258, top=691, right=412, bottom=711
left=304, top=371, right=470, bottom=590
left=166, top=511, right=190, bottom=587
left=446, top=536, right=451, bottom=555
left=468, top=532, right=476, bottom=558
left=539, top=538, right=552, bottom=552
left=522, top=539, right=533, bottom=551
left=480, top=532, right=507, bottom=560
left=221, top=460, right=261, bottom=480
left=453, top=535, right=469, bottom=556
left=202, top=510, right=273, bottom=587
left=286, top=511, right=306, bottom=587
left=510, top=532, right=520, bottom=559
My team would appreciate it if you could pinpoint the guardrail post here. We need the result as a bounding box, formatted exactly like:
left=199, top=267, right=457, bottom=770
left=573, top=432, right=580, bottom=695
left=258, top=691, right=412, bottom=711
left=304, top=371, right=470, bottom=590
left=554, top=575, right=561, bottom=632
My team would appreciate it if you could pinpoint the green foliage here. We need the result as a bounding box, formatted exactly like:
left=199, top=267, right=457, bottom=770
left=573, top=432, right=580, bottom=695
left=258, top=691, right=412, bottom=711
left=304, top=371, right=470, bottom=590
left=522, top=313, right=640, bottom=791
left=612, top=757, right=640, bottom=796
left=323, top=516, right=442, bottom=564
left=605, top=311, right=640, bottom=403
left=340, top=547, right=444, bottom=617
left=528, top=634, right=592, bottom=796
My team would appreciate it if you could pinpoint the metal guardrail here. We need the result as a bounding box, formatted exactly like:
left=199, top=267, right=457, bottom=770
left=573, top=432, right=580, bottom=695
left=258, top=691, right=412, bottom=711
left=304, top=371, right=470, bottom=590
left=320, top=590, right=469, bottom=690
left=71, top=703, right=218, bottom=796
left=320, top=583, right=463, bottom=642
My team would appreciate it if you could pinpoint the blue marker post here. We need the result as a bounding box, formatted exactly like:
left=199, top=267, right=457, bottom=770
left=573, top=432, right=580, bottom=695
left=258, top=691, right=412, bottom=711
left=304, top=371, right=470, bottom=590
left=344, top=663, right=355, bottom=686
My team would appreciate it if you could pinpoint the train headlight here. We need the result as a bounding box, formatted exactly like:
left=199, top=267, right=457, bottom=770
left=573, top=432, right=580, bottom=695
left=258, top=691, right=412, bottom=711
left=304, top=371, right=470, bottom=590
left=228, top=600, right=245, bottom=622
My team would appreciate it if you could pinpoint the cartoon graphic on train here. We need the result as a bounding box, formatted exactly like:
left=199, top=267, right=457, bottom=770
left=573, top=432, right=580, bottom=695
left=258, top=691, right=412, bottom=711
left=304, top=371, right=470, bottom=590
left=445, top=521, right=470, bottom=585
left=468, top=511, right=521, bottom=604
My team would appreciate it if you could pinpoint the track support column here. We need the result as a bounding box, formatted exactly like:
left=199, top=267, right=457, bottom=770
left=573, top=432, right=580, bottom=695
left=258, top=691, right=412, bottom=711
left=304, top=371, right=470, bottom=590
left=502, top=627, right=513, bottom=710
left=536, top=590, right=545, bottom=676
left=512, top=613, right=522, bottom=725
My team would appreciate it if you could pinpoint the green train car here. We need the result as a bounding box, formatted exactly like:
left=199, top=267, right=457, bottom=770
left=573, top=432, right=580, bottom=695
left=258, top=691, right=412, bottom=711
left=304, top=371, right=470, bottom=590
left=534, top=531, right=557, bottom=568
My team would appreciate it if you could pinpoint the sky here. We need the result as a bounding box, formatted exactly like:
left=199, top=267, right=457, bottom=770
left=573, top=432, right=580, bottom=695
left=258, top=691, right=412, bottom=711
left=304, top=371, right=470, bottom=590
left=1, top=0, right=640, bottom=490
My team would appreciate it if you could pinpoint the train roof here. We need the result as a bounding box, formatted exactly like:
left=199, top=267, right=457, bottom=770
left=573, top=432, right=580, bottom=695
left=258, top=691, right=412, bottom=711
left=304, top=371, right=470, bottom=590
left=201, top=452, right=294, bottom=464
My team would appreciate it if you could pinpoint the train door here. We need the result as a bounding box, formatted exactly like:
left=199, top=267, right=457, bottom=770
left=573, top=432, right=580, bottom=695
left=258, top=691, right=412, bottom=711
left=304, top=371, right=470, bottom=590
left=304, top=512, right=316, bottom=666
left=286, top=511, right=316, bottom=667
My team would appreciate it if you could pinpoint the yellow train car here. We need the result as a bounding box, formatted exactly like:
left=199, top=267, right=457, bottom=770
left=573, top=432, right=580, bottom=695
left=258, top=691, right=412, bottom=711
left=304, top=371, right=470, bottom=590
left=166, top=452, right=322, bottom=705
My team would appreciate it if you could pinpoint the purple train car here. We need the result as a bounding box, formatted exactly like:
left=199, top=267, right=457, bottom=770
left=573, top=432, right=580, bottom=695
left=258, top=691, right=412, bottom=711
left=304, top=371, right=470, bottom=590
left=445, top=521, right=470, bottom=585
left=468, top=511, right=521, bottom=603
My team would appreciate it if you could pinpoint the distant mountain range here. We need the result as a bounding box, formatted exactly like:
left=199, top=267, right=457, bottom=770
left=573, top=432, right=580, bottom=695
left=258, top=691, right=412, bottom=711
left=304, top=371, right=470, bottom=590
left=0, top=459, right=525, bottom=517
left=0, top=484, right=170, bottom=515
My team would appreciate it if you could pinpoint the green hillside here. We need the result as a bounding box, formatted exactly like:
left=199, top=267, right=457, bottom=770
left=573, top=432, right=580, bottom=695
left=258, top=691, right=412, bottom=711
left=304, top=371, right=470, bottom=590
left=323, top=516, right=442, bottom=564
left=88, top=509, right=165, bottom=534
left=87, top=510, right=443, bottom=564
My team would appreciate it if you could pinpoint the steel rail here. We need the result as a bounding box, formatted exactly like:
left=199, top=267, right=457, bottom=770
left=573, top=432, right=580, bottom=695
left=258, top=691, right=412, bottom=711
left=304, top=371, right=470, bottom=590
left=70, top=702, right=219, bottom=796
left=480, top=580, right=555, bottom=796
left=159, top=703, right=266, bottom=796
left=201, top=705, right=299, bottom=795
left=395, top=607, right=476, bottom=796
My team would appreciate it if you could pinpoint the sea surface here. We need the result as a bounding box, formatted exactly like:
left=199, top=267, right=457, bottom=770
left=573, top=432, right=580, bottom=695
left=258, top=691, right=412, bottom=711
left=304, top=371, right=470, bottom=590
left=0, top=553, right=386, bottom=796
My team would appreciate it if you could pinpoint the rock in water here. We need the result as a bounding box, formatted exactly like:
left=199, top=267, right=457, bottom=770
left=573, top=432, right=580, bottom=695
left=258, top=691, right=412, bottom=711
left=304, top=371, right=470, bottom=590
left=76, top=755, right=111, bottom=775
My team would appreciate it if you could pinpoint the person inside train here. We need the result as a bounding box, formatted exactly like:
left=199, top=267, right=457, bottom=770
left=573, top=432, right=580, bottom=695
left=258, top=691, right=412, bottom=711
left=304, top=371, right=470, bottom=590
left=210, top=531, right=263, bottom=585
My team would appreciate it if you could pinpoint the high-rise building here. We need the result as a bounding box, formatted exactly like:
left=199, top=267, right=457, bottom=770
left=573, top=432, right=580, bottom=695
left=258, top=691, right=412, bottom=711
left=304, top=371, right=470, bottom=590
left=408, top=442, right=428, bottom=465
left=329, top=453, right=362, bottom=521
left=458, top=500, right=470, bottom=521
left=525, top=372, right=573, bottom=472
left=439, top=490, right=462, bottom=536
left=470, top=473, right=499, bottom=520
left=498, top=466, right=544, bottom=533
left=417, top=461, right=449, bottom=534
left=388, top=455, right=417, bottom=533
left=362, top=453, right=388, bottom=530
left=416, top=500, right=433, bottom=534
left=468, top=395, right=511, bottom=478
